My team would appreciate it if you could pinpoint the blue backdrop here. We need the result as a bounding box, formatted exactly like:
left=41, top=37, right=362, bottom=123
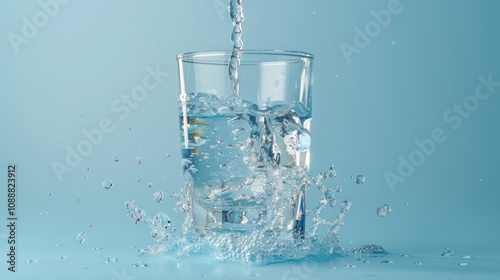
left=0, top=0, right=499, bottom=279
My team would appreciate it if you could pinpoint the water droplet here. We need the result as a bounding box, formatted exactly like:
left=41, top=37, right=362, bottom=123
left=137, top=157, right=143, bottom=165
left=137, top=178, right=142, bottom=182
left=380, top=260, right=394, bottom=264
left=391, top=41, right=396, bottom=45
left=153, top=191, right=164, bottom=203
left=401, top=254, right=410, bottom=257
left=60, top=256, right=69, bottom=260
left=441, top=249, right=454, bottom=256
left=76, top=231, right=86, bottom=244
left=323, top=164, right=337, bottom=178
left=166, top=153, right=171, bottom=158
left=114, top=156, right=119, bottom=162
left=104, top=257, right=118, bottom=264
left=324, top=189, right=336, bottom=207
left=148, top=182, right=153, bottom=188
left=103, top=180, right=114, bottom=189
left=354, top=175, right=365, bottom=184
left=479, top=178, right=483, bottom=182
left=376, top=204, right=391, bottom=217
left=462, top=255, right=472, bottom=259
left=344, top=264, right=356, bottom=268
left=454, top=262, right=469, bottom=266
left=132, top=262, right=148, bottom=268
left=48, top=193, right=52, bottom=196
left=414, top=262, right=423, bottom=266
left=312, top=12, right=316, bottom=15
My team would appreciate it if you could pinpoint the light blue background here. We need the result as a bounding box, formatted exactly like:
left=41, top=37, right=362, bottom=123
left=0, top=0, right=499, bottom=279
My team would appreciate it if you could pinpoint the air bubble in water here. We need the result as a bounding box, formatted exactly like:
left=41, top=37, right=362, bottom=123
left=114, top=156, right=119, bottom=162
left=76, top=231, right=86, bottom=243
left=376, top=204, right=391, bottom=217
left=355, top=175, right=365, bottom=184
left=153, top=191, right=164, bottom=203
left=103, top=180, right=114, bottom=189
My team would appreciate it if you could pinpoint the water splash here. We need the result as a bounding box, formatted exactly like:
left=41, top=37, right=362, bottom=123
left=122, top=165, right=386, bottom=265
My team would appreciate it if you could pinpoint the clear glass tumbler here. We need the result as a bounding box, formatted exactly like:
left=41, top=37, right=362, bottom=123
left=177, top=50, right=313, bottom=236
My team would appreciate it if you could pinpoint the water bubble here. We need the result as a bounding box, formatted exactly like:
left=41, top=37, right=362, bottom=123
left=462, top=255, right=472, bottom=259
left=153, top=191, right=164, bottom=203
left=114, top=156, right=119, bottom=162
left=148, top=182, right=153, bottom=188
left=48, top=193, right=52, bottom=196
left=454, top=262, right=469, bottom=266
left=380, top=260, right=394, bottom=264
left=137, top=157, right=143, bottom=165
left=76, top=231, right=86, bottom=244
left=376, top=204, right=391, bottom=217
left=104, top=257, right=118, bottom=264
left=103, top=179, right=114, bottom=189
left=166, top=153, right=171, bottom=158
left=414, top=262, right=423, bottom=266
left=354, top=175, right=365, bottom=184
left=60, top=256, right=69, bottom=260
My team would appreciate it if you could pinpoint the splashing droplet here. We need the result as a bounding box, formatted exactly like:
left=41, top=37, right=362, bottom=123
left=153, top=191, right=164, bottom=203
left=354, top=175, right=365, bottom=184
left=376, top=204, right=391, bottom=217
left=137, top=157, right=143, bottom=165
left=324, top=189, right=336, bottom=207
left=103, top=180, right=114, bottom=189
left=132, top=262, right=148, bottom=268
left=104, top=257, right=118, bottom=264
left=76, top=231, right=86, bottom=244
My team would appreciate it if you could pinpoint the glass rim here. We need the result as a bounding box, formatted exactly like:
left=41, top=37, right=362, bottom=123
left=176, top=49, right=314, bottom=65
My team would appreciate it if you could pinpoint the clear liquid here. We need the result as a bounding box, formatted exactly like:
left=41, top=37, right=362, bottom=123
left=180, top=93, right=311, bottom=233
